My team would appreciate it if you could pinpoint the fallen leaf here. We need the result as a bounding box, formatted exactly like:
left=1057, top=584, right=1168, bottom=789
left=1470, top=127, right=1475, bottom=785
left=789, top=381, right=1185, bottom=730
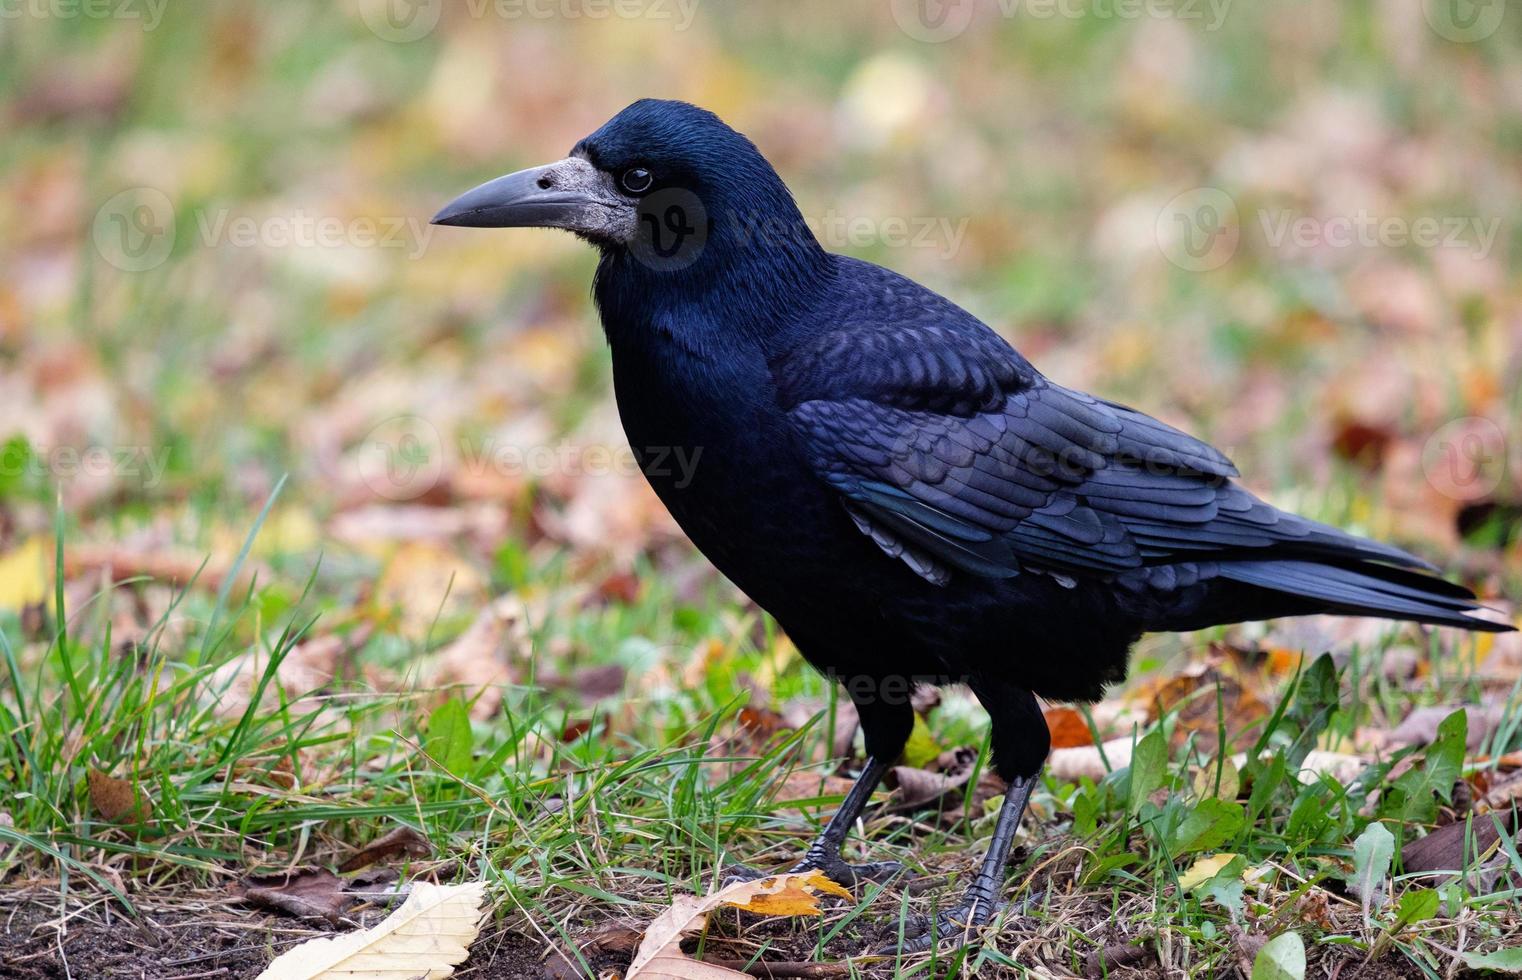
left=1049, top=737, right=1135, bottom=782
left=338, top=825, right=434, bottom=874
left=237, top=868, right=353, bottom=924
left=376, top=541, right=487, bottom=640
left=1179, top=853, right=1240, bottom=892
left=544, top=920, right=644, bottom=979
left=626, top=871, right=851, bottom=979
left=886, top=746, right=980, bottom=813
left=1044, top=706, right=1093, bottom=749
left=1389, top=703, right=1508, bottom=751
left=426, top=595, right=527, bottom=720
left=86, top=767, right=149, bottom=824
left=255, top=880, right=488, bottom=979
left=0, top=537, right=48, bottom=612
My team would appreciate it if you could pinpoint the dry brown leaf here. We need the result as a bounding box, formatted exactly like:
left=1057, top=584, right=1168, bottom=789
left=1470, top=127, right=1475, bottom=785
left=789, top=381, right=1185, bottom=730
left=425, top=595, right=527, bottom=720
left=1388, top=703, right=1509, bottom=751
left=86, top=767, right=148, bottom=823
left=887, top=746, right=979, bottom=814
left=626, top=871, right=851, bottom=979
left=1403, top=809, right=1516, bottom=882
left=63, top=542, right=264, bottom=595
left=338, top=825, right=434, bottom=874
left=254, top=880, right=487, bottom=979
left=236, top=867, right=353, bottom=925
left=375, top=541, right=487, bottom=639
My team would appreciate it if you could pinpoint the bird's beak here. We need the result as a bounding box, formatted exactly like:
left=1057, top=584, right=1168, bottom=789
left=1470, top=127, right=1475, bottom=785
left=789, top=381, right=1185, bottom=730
left=431, top=156, right=620, bottom=231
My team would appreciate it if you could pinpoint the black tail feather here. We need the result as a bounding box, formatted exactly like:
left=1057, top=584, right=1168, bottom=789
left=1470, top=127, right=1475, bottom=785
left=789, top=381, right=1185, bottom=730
left=1219, top=559, right=1513, bottom=632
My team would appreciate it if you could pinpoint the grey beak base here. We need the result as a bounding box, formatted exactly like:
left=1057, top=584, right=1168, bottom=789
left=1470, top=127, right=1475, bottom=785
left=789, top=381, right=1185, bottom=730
left=431, top=165, right=582, bottom=228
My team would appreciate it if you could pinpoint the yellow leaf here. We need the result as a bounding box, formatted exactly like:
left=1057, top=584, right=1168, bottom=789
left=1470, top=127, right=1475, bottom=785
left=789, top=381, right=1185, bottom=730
left=902, top=714, right=940, bottom=769
left=724, top=869, right=852, bottom=914
left=255, top=880, right=487, bottom=980
left=1179, top=853, right=1239, bottom=892
left=0, top=537, right=48, bottom=612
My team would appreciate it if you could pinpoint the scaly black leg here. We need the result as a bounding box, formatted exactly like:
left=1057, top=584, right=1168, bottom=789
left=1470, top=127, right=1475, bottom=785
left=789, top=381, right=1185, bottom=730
left=881, top=770, right=1039, bottom=953
left=727, top=675, right=915, bottom=887
left=881, top=681, right=1048, bottom=953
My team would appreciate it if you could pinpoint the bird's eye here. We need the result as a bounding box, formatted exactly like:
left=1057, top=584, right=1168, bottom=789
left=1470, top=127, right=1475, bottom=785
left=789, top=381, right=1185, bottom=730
left=621, top=168, right=653, bottom=194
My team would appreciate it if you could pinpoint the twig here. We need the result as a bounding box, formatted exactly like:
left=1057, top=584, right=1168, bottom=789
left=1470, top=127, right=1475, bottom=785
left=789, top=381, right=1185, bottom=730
left=702, top=960, right=852, bottom=978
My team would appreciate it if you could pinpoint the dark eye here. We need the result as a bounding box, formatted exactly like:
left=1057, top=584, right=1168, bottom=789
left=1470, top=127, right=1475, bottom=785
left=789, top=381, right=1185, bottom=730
left=621, top=168, right=653, bottom=194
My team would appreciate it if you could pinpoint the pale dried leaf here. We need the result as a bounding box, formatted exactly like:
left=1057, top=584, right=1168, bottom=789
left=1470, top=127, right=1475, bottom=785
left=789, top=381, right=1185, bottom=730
left=254, top=880, right=487, bottom=979
left=1048, top=737, right=1135, bottom=782
left=626, top=872, right=851, bottom=979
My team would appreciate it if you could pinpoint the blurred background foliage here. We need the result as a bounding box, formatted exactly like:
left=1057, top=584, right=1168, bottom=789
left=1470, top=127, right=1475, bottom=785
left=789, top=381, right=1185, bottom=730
left=1, top=0, right=1518, bottom=579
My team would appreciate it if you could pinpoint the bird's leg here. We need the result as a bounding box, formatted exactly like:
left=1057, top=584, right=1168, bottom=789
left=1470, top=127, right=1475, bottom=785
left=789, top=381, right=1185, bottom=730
left=787, top=754, right=904, bottom=885
left=725, top=677, right=914, bottom=887
left=884, top=771, right=1039, bottom=953
left=882, top=682, right=1048, bottom=953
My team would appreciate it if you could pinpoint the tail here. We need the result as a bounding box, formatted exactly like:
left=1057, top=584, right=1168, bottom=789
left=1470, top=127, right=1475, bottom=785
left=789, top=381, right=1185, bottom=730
left=1218, top=558, right=1513, bottom=632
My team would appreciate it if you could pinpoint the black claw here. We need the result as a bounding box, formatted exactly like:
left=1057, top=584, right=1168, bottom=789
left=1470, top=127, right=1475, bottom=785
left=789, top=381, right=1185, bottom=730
left=876, top=889, right=1041, bottom=955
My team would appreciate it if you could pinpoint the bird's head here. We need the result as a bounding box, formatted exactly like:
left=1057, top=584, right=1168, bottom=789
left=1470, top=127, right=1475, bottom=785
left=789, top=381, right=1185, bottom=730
left=432, top=100, right=824, bottom=282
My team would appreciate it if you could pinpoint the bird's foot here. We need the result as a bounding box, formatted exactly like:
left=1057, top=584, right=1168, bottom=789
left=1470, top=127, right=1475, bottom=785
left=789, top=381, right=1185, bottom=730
left=876, top=888, right=1039, bottom=955
left=795, top=852, right=906, bottom=888
left=879, top=897, right=1002, bottom=954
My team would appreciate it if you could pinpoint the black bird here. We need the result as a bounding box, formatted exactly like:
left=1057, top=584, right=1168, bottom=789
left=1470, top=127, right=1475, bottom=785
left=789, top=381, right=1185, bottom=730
left=434, top=100, right=1513, bottom=949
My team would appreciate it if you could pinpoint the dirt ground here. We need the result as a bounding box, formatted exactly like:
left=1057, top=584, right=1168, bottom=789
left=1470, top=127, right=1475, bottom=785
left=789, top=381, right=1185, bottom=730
left=0, top=894, right=1448, bottom=980
left=0, top=900, right=547, bottom=980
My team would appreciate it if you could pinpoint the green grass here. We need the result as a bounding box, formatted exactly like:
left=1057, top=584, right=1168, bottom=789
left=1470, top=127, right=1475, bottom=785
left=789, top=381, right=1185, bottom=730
left=1, top=504, right=1517, bottom=976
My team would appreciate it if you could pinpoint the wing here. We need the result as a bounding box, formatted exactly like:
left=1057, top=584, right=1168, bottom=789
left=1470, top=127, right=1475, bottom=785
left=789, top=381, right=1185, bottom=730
left=776, top=288, right=1426, bottom=591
